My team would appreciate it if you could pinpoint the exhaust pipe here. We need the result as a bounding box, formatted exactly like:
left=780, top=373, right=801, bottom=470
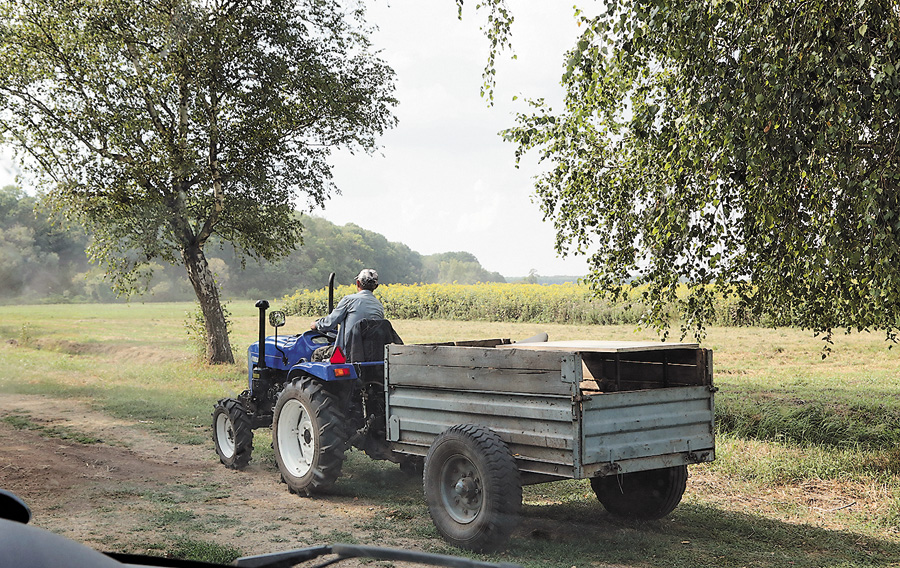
left=254, top=299, right=270, bottom=368
left=328, top=272, right=335, bottom=313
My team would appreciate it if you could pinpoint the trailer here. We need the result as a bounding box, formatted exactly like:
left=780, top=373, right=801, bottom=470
left=383, top=340, right=716, bottom=551
left=214, top=298, right=716, bottom=552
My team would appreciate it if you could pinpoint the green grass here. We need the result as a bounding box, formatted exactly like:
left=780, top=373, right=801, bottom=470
left=709, top=433, right=900, bottom=484
left=163, top=538, right=243, bottom=564
left=1, top=301, right=899, bottom=567
left=2, top=412, right=103, bottom=444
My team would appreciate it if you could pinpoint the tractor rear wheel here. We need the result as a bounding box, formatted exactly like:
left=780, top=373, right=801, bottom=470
left=212, top=398, right=253, bottom=469
left=423, top=424, right=521, bottom=552
left=273, top=378, right=349, bottom=495
left=590, top=465, right=688, bottom=520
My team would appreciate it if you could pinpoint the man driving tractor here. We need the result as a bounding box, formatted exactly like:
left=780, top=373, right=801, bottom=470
left=310, top=268, right=383, bottom=361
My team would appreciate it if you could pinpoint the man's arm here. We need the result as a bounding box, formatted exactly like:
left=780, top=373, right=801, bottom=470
left=312, top=296, right=352, bottom=332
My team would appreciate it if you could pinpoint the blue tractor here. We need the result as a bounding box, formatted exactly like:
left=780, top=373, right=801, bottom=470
left=212, top=275, right=411, bottom=494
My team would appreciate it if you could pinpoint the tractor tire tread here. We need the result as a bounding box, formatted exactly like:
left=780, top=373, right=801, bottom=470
left=274, top=378, right=350, bottom=495
left=212, top=398, right=253, bottom=469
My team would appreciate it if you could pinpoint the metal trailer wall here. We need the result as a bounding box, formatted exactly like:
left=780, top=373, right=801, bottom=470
left=580, top=386, right=716, bottom=478
left=384, top=344, right=716, bottom=481
left=385, top=344, right=580, bottom=479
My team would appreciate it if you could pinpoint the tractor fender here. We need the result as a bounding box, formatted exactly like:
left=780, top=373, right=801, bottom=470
left=287, top=361, right=358, bottom=383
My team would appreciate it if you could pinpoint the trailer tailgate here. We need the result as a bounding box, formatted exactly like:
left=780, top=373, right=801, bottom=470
left=580, top=385, right=715, bottom=477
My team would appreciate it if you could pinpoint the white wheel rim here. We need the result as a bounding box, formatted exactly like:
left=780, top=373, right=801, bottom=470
left=277, top=398, right=315, bottom=478
left=216, top=412, right=236, bottom=459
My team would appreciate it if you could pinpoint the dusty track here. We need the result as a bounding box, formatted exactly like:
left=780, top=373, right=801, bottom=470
left=0, top=393, right=428, bottom=560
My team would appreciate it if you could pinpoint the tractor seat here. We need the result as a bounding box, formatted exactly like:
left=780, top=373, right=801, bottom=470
left=344, top=318, right=403, bottom=363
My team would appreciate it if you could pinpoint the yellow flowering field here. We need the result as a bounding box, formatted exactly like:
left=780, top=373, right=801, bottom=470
left=282, top=282, right=649, bottom=325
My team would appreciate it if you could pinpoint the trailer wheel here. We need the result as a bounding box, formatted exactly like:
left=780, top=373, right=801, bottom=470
left=591, top=465, right=688, bottom=520
left=212, top=398, right=253, bottom=469
left=423, top=424, right=521, bottom=552
left=273, top=378, right=349, bottom=495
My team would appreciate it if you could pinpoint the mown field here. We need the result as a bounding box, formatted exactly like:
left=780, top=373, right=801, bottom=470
left=0, top=299, right=899, bottom=567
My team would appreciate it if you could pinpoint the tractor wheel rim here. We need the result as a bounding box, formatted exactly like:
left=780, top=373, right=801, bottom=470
left=216, top=413, right=235, bottom=458
left=278, top=399, right=314, bottom=477
left=439, top=454, right=482, bottom=524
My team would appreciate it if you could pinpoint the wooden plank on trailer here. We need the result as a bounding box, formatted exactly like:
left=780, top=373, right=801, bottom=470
left=496, top=340, right=699, bottom=353
left=388, top=363, right=573, bottom=396
left=584, top=359, right=708, bottom=389
left=426, top=338, right=512, bottom=347
left=582, top=348, right=704, bottom=366
left=388, top=344, right=567, bottom=372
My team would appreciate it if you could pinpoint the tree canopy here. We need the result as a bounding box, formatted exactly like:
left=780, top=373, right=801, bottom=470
left=502, top=0, right=900, bottom=342
left=0, top=0, right=397, bottom=362
left=0, top=186, right=504, bottom=303
left=216, top=217, right=506, bottom=296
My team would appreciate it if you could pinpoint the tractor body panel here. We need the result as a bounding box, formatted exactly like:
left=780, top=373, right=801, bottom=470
left=289, top=361, right=359, bottom=382
left=247, top=330, right=332, bottom=387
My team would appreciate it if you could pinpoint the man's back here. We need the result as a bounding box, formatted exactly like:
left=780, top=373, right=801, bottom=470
left=316, top=288, right=384, bottom=351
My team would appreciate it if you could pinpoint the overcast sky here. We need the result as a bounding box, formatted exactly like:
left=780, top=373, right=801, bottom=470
left=0, top=1, right=600, bottom=279
left=324, top=1, right=598, bottom=278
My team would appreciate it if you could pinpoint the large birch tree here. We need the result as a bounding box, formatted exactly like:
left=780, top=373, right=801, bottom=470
left=0, top=0, right=396, bottom=363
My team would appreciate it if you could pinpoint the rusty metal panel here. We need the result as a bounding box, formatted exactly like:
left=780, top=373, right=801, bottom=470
left=580, top=385, right=715, bottom=474
left=582, top=451, right=715, bottom=478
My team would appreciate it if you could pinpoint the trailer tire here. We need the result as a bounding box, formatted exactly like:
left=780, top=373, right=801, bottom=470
left=423, top=424, right=521, bottom=552
left=591, top=465, right=688, bottom=520
left=212, top=398, right=253, bottom=469
left=273, top=378, right=349, bottom=495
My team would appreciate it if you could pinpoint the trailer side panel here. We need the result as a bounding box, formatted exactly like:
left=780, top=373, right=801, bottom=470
left=385, top=345, right=580, bottom=477
left=385, top=343, right=716, bottom=481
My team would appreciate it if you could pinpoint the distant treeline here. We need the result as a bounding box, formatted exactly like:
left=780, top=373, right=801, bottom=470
left=0, top=185, right=504, bottom=303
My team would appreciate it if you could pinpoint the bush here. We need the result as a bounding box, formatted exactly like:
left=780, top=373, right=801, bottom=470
left=184, top=303, right=233, bottom=360
left=282, top=282, right=653, bottom=326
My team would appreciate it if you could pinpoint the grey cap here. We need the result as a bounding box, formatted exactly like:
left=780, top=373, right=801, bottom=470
left=356, top=268, right=378, bottom=289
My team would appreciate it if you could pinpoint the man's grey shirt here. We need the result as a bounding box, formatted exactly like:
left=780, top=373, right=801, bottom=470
left=314, top=289, right=384, bottom=352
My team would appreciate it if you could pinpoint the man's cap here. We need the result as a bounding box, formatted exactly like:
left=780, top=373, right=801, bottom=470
left=356, top=269, right=378, bottom=287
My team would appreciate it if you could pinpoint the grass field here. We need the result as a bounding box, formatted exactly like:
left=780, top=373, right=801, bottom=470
left=0, top=300, right=899, bottom=567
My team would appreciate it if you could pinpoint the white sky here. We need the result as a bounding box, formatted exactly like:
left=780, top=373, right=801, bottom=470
left=0, top=1, right=599, bottom=278
left=323, top=1, right=597, bottom=278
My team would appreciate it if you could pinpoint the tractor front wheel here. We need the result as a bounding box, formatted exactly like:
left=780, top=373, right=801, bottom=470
left=212, top=398, right=253, bottom=469
left=272, top=378, right=349, bottom=495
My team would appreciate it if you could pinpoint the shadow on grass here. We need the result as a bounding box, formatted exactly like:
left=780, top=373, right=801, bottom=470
left=289, top=453, right=900, bottom=568
left=503, top=501, right=900, bottom=568
left=329, top=450, right=424, bottom=503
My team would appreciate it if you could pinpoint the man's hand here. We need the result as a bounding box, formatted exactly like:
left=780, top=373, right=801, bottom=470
left=310, top=322, right=318, bottom=331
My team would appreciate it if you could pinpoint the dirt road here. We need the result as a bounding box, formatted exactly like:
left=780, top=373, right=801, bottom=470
left=0, top=393, right=434, bottom=561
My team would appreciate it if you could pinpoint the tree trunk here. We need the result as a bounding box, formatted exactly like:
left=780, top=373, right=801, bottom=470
left=183, top=243, right=234, bottom=364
